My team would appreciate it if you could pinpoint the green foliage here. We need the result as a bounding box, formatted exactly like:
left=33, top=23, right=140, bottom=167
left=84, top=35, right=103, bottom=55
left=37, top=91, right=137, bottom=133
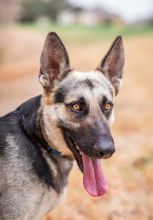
left=21, top=22, right=153, bottom=44
left=20, top=0, right=70, bottom=22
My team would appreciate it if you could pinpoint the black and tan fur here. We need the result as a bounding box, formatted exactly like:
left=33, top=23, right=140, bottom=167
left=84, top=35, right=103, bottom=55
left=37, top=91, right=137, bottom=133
left=0, top=32, right=124, bottom=220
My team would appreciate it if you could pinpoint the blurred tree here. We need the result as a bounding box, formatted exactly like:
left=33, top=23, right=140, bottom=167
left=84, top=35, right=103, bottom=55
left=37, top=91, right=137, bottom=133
left=20, top=0, right=71, bottom=22
left=0, top=0, right=20, bottom=23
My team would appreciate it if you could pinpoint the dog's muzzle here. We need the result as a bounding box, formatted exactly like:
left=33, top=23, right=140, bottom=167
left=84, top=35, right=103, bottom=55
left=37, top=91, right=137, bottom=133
left=93, top=135, right=115, bottom=159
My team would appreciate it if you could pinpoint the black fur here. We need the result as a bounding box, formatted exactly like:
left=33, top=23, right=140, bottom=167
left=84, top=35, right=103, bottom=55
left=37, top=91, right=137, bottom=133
left=83, top=79, right=94, bottom=89
left=54, top=79, right=94, bottom=104
left=54, top=87, right=68, bottom=103
left=0, top=96, right=70, bottom=193
left=65, top=121, right=114, bottom=158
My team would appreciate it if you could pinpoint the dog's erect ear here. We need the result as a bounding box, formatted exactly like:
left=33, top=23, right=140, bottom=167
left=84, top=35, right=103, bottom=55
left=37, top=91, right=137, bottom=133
left=39, top=32, right=70, bottom=90
left=97, top=36, right=124, bottom=95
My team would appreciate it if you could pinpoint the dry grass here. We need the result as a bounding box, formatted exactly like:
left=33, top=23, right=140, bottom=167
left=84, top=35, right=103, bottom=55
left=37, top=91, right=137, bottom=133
left=0, top=27, right=153, bottom=220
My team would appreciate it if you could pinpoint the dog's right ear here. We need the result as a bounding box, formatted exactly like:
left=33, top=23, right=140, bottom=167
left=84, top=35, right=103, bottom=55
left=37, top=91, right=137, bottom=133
left=39, top=32, right=71, bottom=90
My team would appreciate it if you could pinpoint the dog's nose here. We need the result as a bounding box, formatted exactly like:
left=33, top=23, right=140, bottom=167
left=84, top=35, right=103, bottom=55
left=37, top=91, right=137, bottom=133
left=94, top=137, right=115, bottom=159
left=98, top=147, right=115, bottom=159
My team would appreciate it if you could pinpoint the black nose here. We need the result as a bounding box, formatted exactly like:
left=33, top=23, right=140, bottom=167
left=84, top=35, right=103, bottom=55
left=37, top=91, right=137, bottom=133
left=94, top=137, right=115, bottom=159
left=98, top=147, right=115, bottom=159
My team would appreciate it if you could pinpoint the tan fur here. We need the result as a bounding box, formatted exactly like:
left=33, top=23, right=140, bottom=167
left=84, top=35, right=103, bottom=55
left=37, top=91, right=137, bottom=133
left=41, top=102, right=74, bottom=157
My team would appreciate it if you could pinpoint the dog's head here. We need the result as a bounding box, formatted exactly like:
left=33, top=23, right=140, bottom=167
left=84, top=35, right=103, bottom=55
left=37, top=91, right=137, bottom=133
left=39, top=32, right=124, bottom=196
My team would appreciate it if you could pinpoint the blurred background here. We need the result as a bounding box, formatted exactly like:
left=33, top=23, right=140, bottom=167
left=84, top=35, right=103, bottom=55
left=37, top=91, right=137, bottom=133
left=0, top=0, right=153, bottom=219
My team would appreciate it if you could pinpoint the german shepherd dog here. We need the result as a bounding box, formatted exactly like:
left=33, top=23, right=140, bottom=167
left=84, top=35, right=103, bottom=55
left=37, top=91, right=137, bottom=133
left=0, top=32, right=124, bottom=220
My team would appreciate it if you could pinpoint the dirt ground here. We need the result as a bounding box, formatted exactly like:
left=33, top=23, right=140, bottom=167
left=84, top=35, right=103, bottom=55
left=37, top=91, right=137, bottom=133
left=0, top=27, right=153, bottom=220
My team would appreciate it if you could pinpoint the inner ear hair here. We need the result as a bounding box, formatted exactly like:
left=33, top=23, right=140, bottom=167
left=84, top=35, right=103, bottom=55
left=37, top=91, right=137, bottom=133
left=97, top=36, right=125, bottom=95
left=39, top=32, right=71, bottom=90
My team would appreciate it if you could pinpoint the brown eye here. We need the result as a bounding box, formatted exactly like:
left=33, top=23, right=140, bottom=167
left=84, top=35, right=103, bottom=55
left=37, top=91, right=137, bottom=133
left=71, top=103, right=80, bottom=111
left=67, top=98, right=87, bottom=115
left=104, top=103, right=112, bottom=111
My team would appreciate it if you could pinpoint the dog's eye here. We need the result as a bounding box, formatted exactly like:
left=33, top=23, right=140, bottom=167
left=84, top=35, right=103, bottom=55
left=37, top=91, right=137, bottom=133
left=104, top=103, right=111, bottom=111
left=70, top=103, right=81, bottom=111
left=66, top=98, right=87, bottom=114
left=103, top=102, right=113, bottom=113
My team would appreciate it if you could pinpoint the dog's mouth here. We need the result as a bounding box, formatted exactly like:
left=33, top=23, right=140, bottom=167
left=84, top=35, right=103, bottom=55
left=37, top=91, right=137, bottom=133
left=63, top=131, right=108, bottom=197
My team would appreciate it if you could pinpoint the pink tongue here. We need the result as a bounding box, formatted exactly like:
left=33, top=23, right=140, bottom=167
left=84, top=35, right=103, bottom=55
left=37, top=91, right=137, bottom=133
left=82, top=153, right=108, bottom=197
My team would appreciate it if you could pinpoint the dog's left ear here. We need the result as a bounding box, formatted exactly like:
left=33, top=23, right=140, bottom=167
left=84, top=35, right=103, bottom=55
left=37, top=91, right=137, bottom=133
left=97, top=36, right=124, bottom=95
left=39, top=32, right=70, bottom=90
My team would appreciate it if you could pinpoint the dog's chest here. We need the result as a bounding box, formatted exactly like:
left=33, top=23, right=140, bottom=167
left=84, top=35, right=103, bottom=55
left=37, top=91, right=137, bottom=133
left=2, top=135, right=73, bottom=220
left=25, top=153, right=72, bottom=219
left=27, top=186, right=67, bottom=220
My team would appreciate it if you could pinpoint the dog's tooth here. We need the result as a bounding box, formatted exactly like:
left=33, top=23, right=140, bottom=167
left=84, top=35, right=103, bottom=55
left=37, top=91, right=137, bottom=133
left=76, top=145, right=80, bottom=151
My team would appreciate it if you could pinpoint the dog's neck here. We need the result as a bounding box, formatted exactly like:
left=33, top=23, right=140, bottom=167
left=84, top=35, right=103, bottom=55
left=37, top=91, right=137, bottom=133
left=17, top=95, right=62, bottom=156
left=16, top=95, right=73, bottom=193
